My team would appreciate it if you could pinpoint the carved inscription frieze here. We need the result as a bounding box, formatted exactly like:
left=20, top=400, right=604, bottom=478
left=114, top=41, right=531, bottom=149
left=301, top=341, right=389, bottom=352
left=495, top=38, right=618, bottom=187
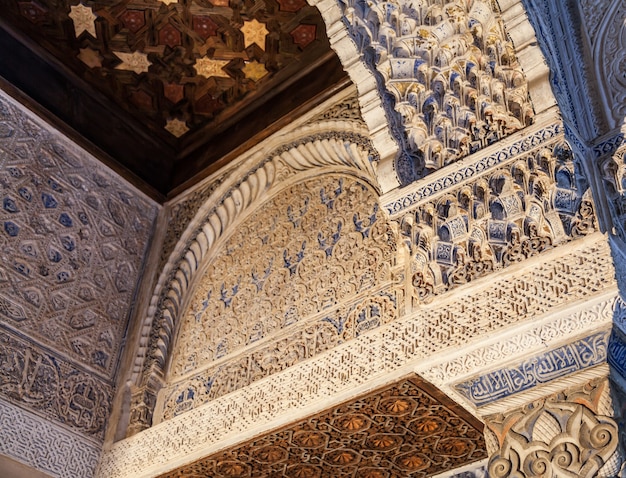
left=454, top=331, right=609, bottom=407
left=341, top=0, right=533, bottom=183
left=159, top=377, right=487, bottom=478
left=0, top=330, right=111, bottom=438
left=169, top=174, right=398, bottom=379
left=98, top=235, right=615, bottom=478
left=421, top=295, right=616, bottom=387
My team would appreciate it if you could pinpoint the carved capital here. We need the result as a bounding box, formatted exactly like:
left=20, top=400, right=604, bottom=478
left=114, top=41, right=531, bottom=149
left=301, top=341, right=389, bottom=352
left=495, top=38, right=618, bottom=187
left=126, top=378, right=162, bottom=437
left=485, top=377, right=623, bottom=478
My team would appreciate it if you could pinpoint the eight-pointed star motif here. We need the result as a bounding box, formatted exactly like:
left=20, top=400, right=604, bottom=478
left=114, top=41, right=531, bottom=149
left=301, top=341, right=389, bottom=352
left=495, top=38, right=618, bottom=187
left=114, top=51, right=152, bottom=74
left=241, top=19, right=268, bottom=49
left=69, top=4, right=97, bottom=38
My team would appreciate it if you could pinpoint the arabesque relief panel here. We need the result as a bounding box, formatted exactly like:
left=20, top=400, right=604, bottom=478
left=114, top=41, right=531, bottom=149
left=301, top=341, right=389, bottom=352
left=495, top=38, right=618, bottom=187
left=485, top=377, right=623, bottom=478
left=0, top=86, right=158, bottom=446
left=164, top=173, right=401, bottom=418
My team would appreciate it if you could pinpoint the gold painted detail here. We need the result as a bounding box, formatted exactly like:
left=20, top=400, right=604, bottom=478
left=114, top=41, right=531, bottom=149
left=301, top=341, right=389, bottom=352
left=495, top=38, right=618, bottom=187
left=241, top=19, right=268, bottom=49
left=69, top=4, right=97, bottom=38
left=114, top=51, right=151, bottom=74
left=195, top=57, right=230, bottom=78
left=242, top=61, right=268, bottom=81
left=165, top=119, right=189, bottom=137
left=78, top=47, right=102, bottom=68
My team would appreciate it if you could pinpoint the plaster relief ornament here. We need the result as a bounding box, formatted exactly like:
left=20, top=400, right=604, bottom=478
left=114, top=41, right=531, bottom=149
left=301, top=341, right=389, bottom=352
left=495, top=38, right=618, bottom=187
left=168, top=174, right=396, bottom=380
left=398, top=140, right=596, bottom=303
left=600, top=143, right=626, bottom=243
left=486, top=378, right=621, bottom=478
left=341, top=0, right=534, bottom=183
left=0, top=90, right=157, bottom=440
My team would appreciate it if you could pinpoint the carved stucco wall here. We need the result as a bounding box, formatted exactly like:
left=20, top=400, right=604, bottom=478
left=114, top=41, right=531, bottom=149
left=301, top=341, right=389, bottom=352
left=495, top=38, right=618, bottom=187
left=485, top=377, right=623, bottom=478
left=0, top=0, right=623, bottom=475
left=303, top=0, right=552, bottom=192
left=97, top=0, right=626, bottom=474
left=98, top=86, right=619, bottom=476
left=0, top=87, right=159, bottom=476
left=160, top=172, right=400, bottom=421
left=587, top=0, right=626, bottom=132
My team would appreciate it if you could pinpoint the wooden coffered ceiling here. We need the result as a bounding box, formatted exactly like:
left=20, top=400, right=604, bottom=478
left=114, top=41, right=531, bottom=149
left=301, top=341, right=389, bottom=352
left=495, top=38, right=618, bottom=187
left=159, top=377, right=488, bottom=478
left=0, top=0, right=348, bottom=198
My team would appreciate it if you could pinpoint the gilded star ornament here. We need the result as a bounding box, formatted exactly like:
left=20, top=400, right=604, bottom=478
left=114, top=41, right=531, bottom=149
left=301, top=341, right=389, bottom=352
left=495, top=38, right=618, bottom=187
left=69, top=4, right=97, bottom=38
left=241, top=19, right=268, bottom=49
left=165, top=118, right=189, bottom=137
left=114, top=51, right=151, bottom=74
left=195, top=57, right=230, bottom=78
left=78, top=47, right=103, bottom=68
left=242, top=61, right=268, bottom=82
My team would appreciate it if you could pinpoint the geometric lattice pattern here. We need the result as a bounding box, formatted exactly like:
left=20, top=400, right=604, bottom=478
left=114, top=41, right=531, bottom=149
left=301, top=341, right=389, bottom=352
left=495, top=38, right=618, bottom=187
left=159, top=377, right=487, bottom=478
left=0, top=87, right=157, bottom=440
left=0, top=91, right=157, bottom=378
left=0, top=397, right=101, bottom=478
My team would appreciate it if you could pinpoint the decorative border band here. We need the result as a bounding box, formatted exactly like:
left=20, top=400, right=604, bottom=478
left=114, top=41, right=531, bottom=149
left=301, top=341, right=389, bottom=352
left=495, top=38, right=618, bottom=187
left=0, top=398, right=101, bottom=478
left=383, top=122, right=562, bottom=216
left=453, top=330, right=609, bottom=407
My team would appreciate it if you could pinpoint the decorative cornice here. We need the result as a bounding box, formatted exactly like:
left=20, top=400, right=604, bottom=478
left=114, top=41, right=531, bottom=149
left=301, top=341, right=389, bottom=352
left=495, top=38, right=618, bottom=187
left=383, top=122, right=562, bottom=216
left=608, top=328, right=626, bottom=381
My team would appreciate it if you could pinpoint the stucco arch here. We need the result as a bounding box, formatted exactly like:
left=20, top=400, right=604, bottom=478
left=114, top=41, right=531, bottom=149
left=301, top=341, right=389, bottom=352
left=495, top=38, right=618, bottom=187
left=126, top=109, right=385, bottom=433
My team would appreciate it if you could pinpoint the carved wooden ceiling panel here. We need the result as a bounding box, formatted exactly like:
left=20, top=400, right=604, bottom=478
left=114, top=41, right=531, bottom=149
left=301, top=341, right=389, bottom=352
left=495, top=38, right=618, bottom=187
left=159, top=376, right=487, bottom=477
left=0, top=0, right=345, bottom=194
left=1, top=0, right=328, bottom=139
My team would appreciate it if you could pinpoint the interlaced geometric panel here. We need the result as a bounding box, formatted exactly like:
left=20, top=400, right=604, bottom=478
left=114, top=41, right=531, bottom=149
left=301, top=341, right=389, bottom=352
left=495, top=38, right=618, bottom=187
left=0, top=87, right=157, bottom=439
left=0, top=91, right=157, bottom=378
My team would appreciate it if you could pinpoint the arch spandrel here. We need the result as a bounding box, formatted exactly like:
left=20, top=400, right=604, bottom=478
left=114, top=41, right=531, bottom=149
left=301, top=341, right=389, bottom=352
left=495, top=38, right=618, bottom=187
left=125, top=103, right=390, bottom=434
left=160, top=172, right=400, bottom=421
